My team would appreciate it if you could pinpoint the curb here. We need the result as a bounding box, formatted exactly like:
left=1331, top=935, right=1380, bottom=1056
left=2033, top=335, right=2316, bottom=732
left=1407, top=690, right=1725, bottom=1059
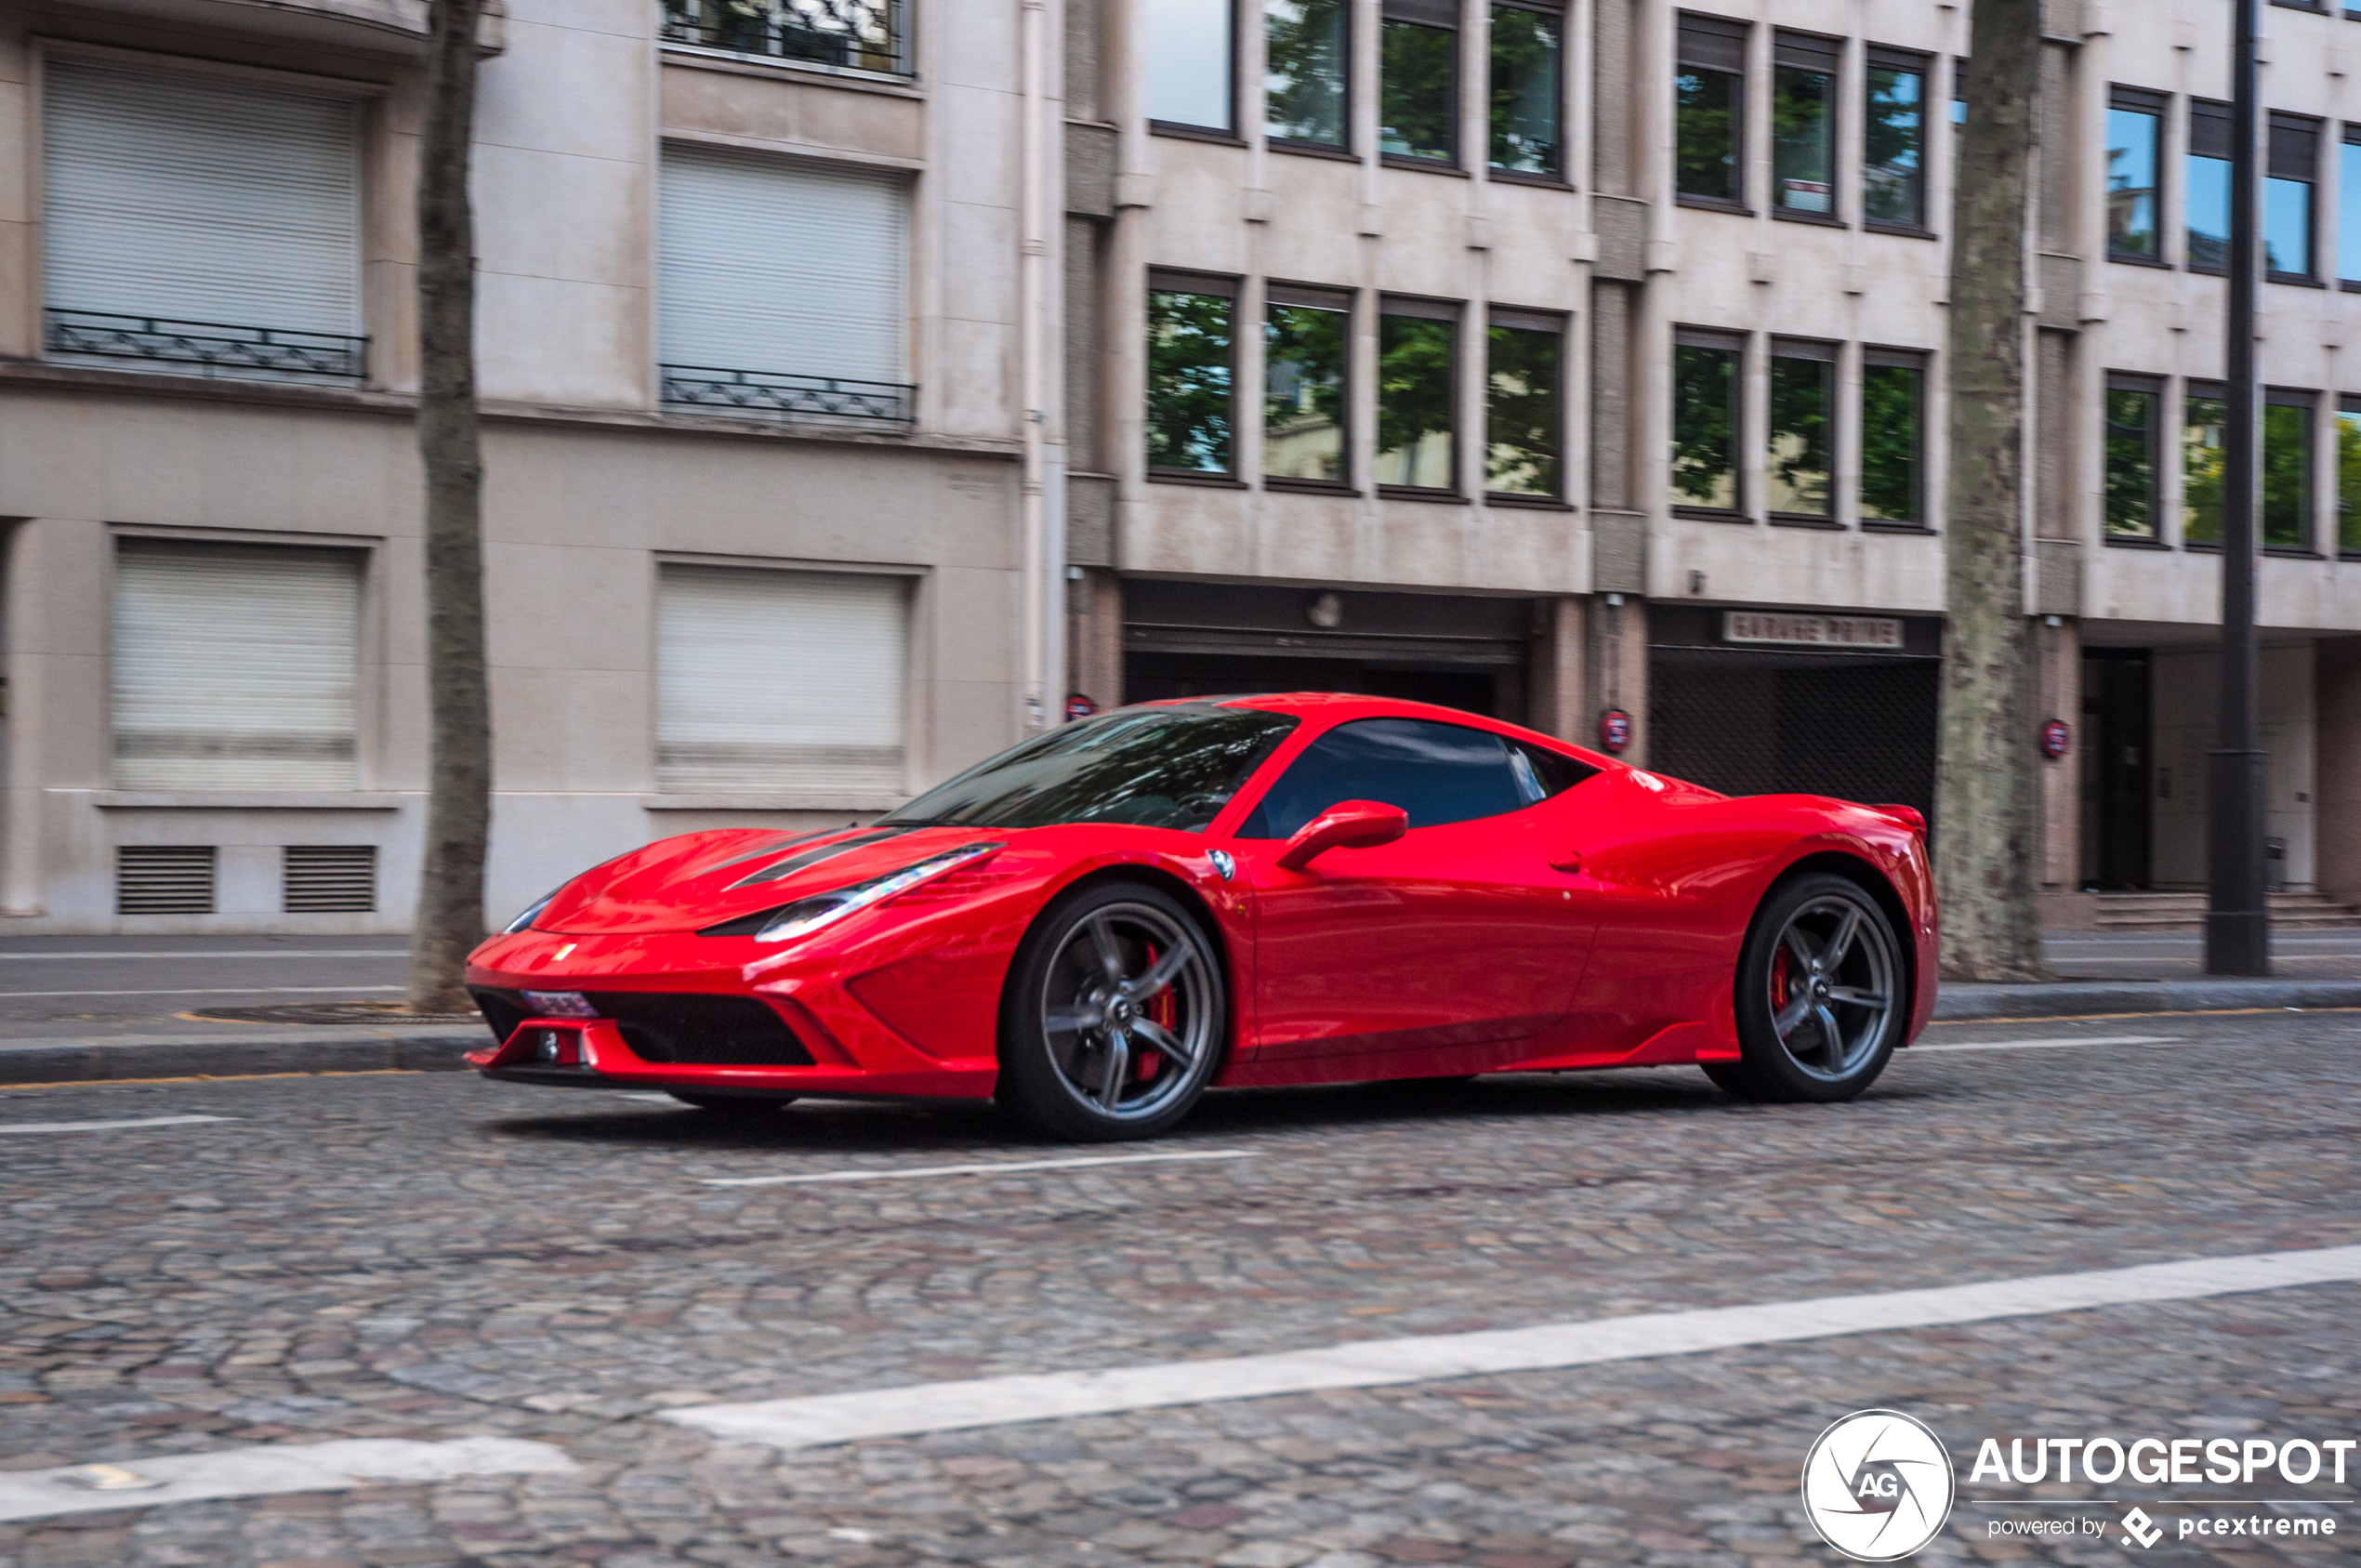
left=0, top=1028, right=487, bottom=1086
left=1933, top=979, right=2361, bottom=1021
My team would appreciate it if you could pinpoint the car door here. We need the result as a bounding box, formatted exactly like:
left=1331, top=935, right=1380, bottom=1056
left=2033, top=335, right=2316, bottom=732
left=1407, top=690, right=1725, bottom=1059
left=1223, top=718, right=1601, bottom=1078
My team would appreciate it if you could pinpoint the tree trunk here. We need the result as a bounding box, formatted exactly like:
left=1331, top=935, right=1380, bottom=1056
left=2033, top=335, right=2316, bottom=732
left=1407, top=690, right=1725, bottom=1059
left=406, top=0, right=490, bottom=1014
left=1935, top=0, right=2051, bottom=983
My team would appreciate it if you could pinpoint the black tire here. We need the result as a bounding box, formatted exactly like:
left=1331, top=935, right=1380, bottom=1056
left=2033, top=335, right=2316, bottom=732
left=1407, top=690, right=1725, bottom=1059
left=1709, top=872, right=1905, bottom=1104
left=667, top=1092, right=798, bottom=1113
left=997, top=880, right=1227, bottom=1141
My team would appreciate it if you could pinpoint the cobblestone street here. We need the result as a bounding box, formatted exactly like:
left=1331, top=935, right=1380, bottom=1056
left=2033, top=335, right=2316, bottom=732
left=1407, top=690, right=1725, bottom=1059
left=3, top=1011, right=2357, bottom=1566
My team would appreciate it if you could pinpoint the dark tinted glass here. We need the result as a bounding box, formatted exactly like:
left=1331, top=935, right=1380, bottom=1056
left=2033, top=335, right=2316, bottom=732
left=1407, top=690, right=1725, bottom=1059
left=1509, top=740, right=1599, bottom=802
left=885, top=707, right=1298, bottom=832
left=1240, top=718, right=1530, bottom=838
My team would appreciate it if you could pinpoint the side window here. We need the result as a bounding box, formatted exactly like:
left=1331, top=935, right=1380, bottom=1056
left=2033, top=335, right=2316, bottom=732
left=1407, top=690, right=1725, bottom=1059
left=1241, top=718, right=1528, bottom=838
left=1507, top=740, right=1599, bottom=804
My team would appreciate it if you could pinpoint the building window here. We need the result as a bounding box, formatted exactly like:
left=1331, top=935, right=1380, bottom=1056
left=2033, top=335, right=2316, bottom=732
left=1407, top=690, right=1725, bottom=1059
left=1147, top=0, right=1235, bottom=132
left=1676, top=14, right=1748, bottom=206
left=1768, top=339, right=1835, bottom=519
left=658, top=146, right=912, bottom=425
left=1265, top=285, right=1351, bottom=485
left=113, top=541, right=361, bottom=791
left=2188, top=99, right=2233, bottom=273
left=1147, top=273, right=1236, bottom=476
left=1773, top=33, right=1841, bottom=219
left=659, top=0, right=907, bottom=76
left=2267, top=112, right=2321, bottom=281
left=1489, top=3, right=1563, bottom=178
left=2106, top=87, right=2165, bottom=261
left=1267, top=0, right=1348, bottom=149
left=1485, top=310, right=1563, bottom=498
left=1380, top=0, right=1458, bottom=164
left=1672, top=329, right=1743, bottom=513
left=2103, top=375, right=2162, bottom=540
left=2340, top=396, right=2361, bottom=555
left=656, top=566, right=908, bottom=795
left=2341, top=125, right=2361, bottom=287
left=44, top=62, right=365, bottom=384
left=1376, top=298, right=1458, bottom=491
left=2183, top=383, right=2227, bottom=546
left=2263, top=389, right=2315, bottom=549
left=1859, top=349, right=1925, bottom=526
left=1863, top=47, right=1929, bottom=230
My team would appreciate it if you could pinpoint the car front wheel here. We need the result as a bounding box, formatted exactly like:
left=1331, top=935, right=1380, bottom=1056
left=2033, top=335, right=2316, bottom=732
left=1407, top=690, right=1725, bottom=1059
left=1709, top=872, right=1905, bottom=1104
left=997, top=881, right=1227, bottom=1141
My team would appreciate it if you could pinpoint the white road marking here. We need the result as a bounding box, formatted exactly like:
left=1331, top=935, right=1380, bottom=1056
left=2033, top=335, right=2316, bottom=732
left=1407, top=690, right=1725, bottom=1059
left=0, top=1114, right=236, bottom=1135
left=1913, top=1034, right=2177, bottom=1054
left=703, top=1148, right=1260, bottom=1188
left=0, top=985, right=403, bottom=998
left=662, top=1244, right=2361, bottom=1451
left=0, top=1438, right=572, bottom=1523
left=0, top=951, right=407, bottom=961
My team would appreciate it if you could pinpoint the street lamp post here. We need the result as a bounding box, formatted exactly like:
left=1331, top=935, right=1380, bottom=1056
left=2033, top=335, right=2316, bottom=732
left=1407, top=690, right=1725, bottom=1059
left=2207, top=0, right=2270, bottom=976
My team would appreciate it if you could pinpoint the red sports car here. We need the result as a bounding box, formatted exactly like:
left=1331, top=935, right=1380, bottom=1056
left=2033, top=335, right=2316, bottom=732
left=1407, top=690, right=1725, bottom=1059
left=466, top=694, right=1937, bottom=1140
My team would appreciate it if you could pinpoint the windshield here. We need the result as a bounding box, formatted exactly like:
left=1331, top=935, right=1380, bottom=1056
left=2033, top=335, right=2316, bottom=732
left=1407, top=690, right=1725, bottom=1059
left=882, top=705, right=1299, bottom=832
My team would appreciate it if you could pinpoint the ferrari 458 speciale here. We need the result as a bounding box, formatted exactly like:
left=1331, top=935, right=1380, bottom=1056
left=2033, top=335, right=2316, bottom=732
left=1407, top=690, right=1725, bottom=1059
left=467, top=694, right=1937, bottom=1139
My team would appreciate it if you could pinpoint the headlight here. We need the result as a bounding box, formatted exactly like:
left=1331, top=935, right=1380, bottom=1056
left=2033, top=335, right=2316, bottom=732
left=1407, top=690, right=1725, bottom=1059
left=750, top=843, right=1002, bottom=945
left=503, top=887, right=562, bottom=934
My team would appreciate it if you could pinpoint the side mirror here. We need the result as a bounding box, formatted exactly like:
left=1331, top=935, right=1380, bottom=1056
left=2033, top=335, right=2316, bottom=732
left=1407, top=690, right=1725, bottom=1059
left=1276, top=799, right=1410, bottom=872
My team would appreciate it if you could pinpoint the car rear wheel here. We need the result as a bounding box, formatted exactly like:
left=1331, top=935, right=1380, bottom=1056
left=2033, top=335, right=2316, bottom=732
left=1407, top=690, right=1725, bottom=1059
left=667, top=1092, right=798, bottom=1114
left=1710, top=873, right=1904, bottom=1104
left=998, top=881, right=1226, bottom=1141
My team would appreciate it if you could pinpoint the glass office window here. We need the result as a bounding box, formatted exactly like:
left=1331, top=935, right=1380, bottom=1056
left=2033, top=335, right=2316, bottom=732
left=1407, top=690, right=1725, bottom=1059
left=2188, top=99, right=2233, bottom=272
left=1768, top=342, right=1834, bottom=517
left=2267, top=113, right=2320, bottom=280
left=2341, top=128, right=2361, bottom=285
left=2106, top=94, right=2162, bottom=259
left=2341, top=400, right=2361, bottom=554
left=2104, top=381, right=2160, bottom=539
left=1484, top=313, right=1562, bottom=496
left=1380, top=4, right=1457, bottom=163
left=1672, top=335, right=1741, bottom=511
left=1676, top=14, right=1747, bottom=204
left=1264, top=294, right=1349, bottom=483
left=1146, top=283, right=1233, bottom=474
left=2263, top=394, right=2313, bottom=548
left=1145, top=0, right=1234, bottom=131
left=1774, top=33, right=1839, bottom=217
left=2183, top=388, right=2226, bottom=545
left=1489, top=3, right=1562, bottom=177
left=1376, top=302, right=1457, bottom=489
left=1863, top=53, right=1927, bottom=229
left=1267, top=0, right=1347, bottom=147
left=1859, top=356, right=1923, bottom=524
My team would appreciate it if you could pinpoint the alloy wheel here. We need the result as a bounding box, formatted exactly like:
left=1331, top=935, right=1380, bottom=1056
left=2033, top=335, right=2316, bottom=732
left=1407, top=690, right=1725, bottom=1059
left=1035, top=901, right=1216, bottom=1124
left=1765, top=891, right=1901, bottom=1083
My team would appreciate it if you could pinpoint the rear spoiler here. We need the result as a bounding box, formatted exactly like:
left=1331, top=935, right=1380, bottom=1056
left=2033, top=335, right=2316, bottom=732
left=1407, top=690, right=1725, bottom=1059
left=1873, top=804, right=1927, bottom=837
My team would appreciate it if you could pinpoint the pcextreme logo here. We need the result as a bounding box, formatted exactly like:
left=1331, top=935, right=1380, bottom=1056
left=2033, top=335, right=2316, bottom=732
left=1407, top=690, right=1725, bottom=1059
left=1800, top=1410, right=1958, bottom=1561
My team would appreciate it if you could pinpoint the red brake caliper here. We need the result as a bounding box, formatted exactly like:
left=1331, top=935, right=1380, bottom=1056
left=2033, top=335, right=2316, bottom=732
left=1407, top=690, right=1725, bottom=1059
left=1770, top=945, right=1792, bottom=1028
left=1137, top=942, right=1173, bottom=1080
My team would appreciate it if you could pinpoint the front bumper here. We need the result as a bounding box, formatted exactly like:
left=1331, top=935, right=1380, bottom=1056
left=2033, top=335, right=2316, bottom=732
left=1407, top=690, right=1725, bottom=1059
left=467, top=1015, right=996, bottom=1099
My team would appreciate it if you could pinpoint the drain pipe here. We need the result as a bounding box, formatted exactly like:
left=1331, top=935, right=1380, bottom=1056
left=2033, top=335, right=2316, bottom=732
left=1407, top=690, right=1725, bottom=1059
left=1017, top=0, right=1064, bottom=731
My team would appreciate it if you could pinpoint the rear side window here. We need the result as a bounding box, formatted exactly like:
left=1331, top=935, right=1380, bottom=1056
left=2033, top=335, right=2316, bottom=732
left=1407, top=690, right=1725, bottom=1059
left=1240, top=718, right=1539, bottom=838
left=1509, top=739, right=1599, bottom=803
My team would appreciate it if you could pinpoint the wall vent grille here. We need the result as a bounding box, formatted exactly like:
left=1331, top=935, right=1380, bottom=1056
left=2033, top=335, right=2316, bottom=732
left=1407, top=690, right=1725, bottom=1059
left=118, top=845, right=217, bottom=915
left=284, top=845, right=376, bottom=913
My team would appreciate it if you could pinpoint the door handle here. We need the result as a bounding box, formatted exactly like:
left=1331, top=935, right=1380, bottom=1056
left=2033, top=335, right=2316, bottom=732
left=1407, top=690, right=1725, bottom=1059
left=1550, top=850, right=1583, bottom=874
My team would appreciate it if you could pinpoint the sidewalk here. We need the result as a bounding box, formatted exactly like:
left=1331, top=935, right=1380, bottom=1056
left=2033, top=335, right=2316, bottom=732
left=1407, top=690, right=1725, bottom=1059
left=1935, top=929, right=2361, bottom=1021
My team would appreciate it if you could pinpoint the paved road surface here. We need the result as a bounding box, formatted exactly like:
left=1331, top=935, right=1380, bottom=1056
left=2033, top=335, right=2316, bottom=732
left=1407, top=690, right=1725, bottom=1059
left=1, top=1010, right=2354, bottom=1565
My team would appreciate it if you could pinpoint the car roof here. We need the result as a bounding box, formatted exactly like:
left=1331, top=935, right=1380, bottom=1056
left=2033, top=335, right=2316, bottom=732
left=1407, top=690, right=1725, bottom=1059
left=1131, top=691, right=1626, bottom=771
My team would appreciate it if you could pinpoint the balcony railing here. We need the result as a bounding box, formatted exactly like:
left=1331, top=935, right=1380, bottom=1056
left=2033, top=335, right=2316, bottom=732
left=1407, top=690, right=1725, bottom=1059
left=46, top=309, right=368, bottom=381
left=660, top=0, right=907, bottom=76
left=662, top=364, right=916, bottom=428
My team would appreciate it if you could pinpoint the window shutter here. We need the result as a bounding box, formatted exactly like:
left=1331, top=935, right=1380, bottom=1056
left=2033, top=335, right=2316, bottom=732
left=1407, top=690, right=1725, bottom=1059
left=659, top=146, right=909, bottom=385
left=2189, top=99, right=2233, bottom=161
left=1677, top=13, right=1748, bottom=72
left=2270, top=113, right=2321, bottom=181
left=656, top=566, right=909, bottom=794
left=112, top=543, right=362, bottom=791
left=44, top=62, right=360, bottom=334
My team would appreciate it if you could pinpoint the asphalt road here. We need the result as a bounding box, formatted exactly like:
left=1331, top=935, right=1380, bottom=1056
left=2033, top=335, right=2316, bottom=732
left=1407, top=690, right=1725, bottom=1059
left=2, top=1010, right=2357, bottom=1565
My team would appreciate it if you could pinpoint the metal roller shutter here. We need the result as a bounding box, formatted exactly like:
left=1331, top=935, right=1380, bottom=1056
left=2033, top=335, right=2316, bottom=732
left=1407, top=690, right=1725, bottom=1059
left=658, top=144, right=909, bottom=383
left=113, top=542, right=363, bottom=791
left=44, top=61, right=362, bottom=336
left=656, top=566, right=908, bottom=794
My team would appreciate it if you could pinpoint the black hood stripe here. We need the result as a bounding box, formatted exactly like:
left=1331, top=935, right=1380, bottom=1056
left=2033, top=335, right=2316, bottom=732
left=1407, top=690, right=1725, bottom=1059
left=725, top=826, right=926, bottom=889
